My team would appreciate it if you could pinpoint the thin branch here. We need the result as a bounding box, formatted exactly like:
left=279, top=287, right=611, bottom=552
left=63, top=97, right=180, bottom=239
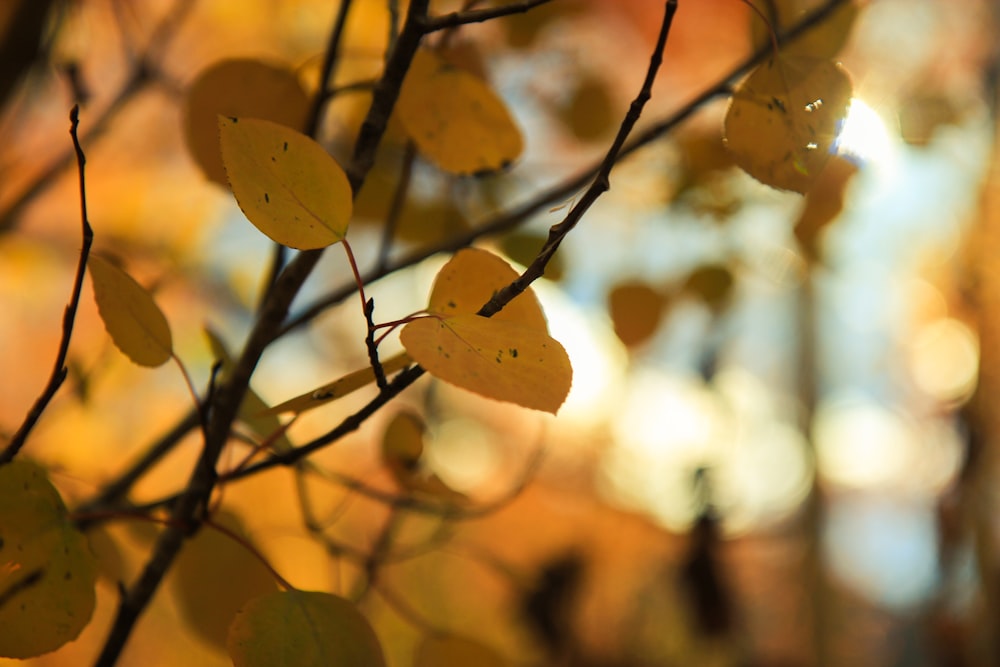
left=279, top=0, right=852, bottom=336
left=0, top=0, right=194, bottom=235
left=1, top=105, right=94, bottom=464
left=422, top=0, right=553, bottom=32
left=481, top=0, right=677, bottom=314
left=93, top=3, right=434, bottom=664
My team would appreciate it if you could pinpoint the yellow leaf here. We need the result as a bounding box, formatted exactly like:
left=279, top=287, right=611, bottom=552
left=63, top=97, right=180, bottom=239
left=400, top=313, right=571, bottom=414
left=205, top=328, right=294, bottom=453
left=415, top=634, right=506, bottom=667
left=751, top=0, right=859, bottom=59
left=400, top=248, right=570, bottom=413
left=397, top=50, right=523, bottom=174
left=227, top=590, right=386, bottom=667
left=219, top=117, right=352, bottom=250
left=265, top=351, right=413, bottom=415
left=607, top=280, right=666, bottom=349
left=170, top=512, right=278, bottom=651
left=183, top=58, right=309, bottom=185
left=724, top=57, right=852, bottom=193
left=0, top=461, right=97, bottom=659
left=88, top=255, right=173, bottom=367
left=427, top=247, right=548, bottom=332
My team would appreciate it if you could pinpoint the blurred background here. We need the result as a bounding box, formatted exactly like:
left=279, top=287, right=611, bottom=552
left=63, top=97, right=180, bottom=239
left=1, top=0, right=999, bottom=665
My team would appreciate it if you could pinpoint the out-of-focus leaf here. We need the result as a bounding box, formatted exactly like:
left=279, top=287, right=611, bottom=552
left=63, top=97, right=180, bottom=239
left=500, top=230, right=565, bottom=282
left=397, top=50, right=523, bottom=174
left=897, top=92, right=964, bottom=147
left=381, top=411, right=466, bottom=502
left=607, top=280, right=666, bottom=349
left=0, top=460, right=97, bottom=659
left=227, top=590, right=386, bottom=667
left=793, top=155, right=858, bottom=260
left=183, top=58, right=309, bottom=185
left=88, top=255, right=173, bottom=367
left=724, top=56, right=852, bottom=193
left=170, top=512, right=277, bottom=651
left=556, top=74, right=616, bottom=142
left=414, top=635, right=506, bottom=667
left=219, top=117, right=352, bottom=250
left=751, top=0, right=859, bottom=59
left=682, top=265, right=735, bottom=312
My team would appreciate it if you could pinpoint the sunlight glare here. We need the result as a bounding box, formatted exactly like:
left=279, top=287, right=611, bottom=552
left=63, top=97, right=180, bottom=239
left=835, top=98, right=895, bottom=167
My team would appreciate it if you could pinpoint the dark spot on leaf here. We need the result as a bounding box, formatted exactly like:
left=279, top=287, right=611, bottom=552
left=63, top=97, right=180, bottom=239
left=447, top=300, right=457, bottom=309
left=283, top=141, right=289, bottom=152
left=264, top=193, right=270, bottom=203
left=510, top=348, right=518, bottom=358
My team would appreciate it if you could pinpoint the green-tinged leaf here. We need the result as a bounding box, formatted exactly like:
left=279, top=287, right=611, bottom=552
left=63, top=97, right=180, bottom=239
left=0, top=461, right=97, bottom=659
left=183, top=58, right=309, bottom=185
left=265, top=351, right=412, bottom=416
left=401, top=313, right=571, bottom=414
left=415, top=635, right=506, bottom=667
left=397, top=50, right=523, bottom=174
left=427, top=247, right=548, bottom=331
left=219, top=117, right=352, bottom=250
left=205, top=327, right=292, bottom=452
left=88, top=255, right=173, bottom=367
left=170, top=512, right=278, bottom=651
left=500, top=230, right=565, bottom=282
left=227, top=590, right=386, bottom=667
left=724, top=57, right=852, bottom=193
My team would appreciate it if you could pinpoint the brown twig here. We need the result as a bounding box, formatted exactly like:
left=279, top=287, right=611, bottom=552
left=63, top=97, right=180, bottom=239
left=1, top=105, right=93, bottom=464
left=422, top=0, right=553, bottom=32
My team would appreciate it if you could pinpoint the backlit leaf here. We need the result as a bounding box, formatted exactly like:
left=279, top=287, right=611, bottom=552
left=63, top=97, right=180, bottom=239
left=183, top=58, right=309, bottom=185
left=426, top=247, right=548, bottom=332
left=227, top=590, right=386, bottom=667
left=401, top=313, right=571, bottom=414
left=265, top=351, right=413, bottom=416
left=88, top=255, right=173, bottom=367
left=397, top=50, right=523, bottom=174
left=170, top=512, right=278, bottom=650
left=0, top=461, right=97, bottom=659
left=400, top=249, right=571, bottom=413
left=415, top=635, right=506, bottom=667
left=724, top=57, right=852, bottom=193
left=607, top=281, right=666, bottom=349
left=219, top=117, right=352, bottom=250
